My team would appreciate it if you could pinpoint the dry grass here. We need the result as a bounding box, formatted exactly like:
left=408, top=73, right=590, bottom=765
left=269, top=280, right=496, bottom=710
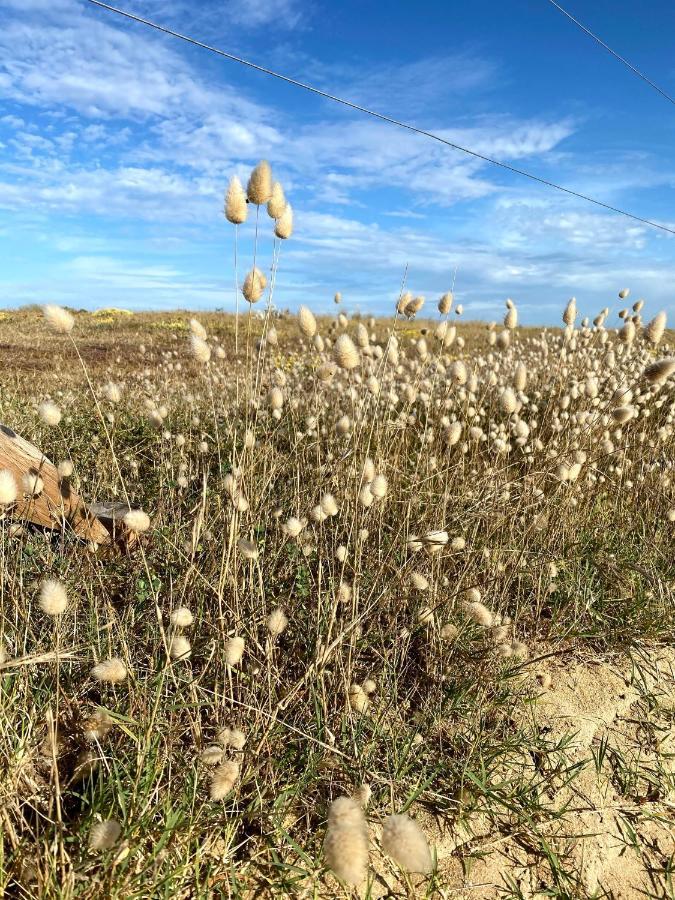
left=0, top=184, right=674, bottom=899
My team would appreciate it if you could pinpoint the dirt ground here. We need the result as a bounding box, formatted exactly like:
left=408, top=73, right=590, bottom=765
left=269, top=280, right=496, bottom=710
left=359, top=650, right=675, bottom=898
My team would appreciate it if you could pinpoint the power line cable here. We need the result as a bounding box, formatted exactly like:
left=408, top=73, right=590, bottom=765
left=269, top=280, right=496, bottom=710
left=546, top=0, right=675, bottom=107
left=85, top=0, right=675, bottom=237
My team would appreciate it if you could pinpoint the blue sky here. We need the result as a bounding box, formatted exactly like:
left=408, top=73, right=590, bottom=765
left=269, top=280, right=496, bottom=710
left=1, top=0, right=674, bottom=323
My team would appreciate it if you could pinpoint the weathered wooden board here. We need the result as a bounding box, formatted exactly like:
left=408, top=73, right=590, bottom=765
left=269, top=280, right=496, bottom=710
left=0, top=423, right=111, bottom=544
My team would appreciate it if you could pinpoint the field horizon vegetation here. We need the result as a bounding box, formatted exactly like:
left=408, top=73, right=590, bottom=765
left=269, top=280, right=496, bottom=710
left=0, top=161, right=674, bottom=899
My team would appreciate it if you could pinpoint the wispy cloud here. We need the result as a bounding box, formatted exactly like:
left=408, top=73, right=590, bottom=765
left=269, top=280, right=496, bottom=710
left=298, top=53, right=498, bottom=117
left=0, top=0, right=673, bottom=320
left=227, top=0, right=305, bottom=29
left=122, top=0, right=308, bottom=34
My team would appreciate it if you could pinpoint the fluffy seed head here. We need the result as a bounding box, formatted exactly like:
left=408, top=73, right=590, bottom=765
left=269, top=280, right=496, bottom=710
left=562, top=297, right=577, bottom=327
left=497, top=329, right=511, bottom=349
left=274, top=202, right=293, bottom=239
left=22, top=472, right=43, bottom=497
left=242, top=267, right=266, bottom=303
left=370, top=474, right=388, bottom=499
left=317, top=361, right=337, bottom=383
left=91, top=658, right=127, bottom=684
left=355, top=322, right=369, bottom=349
left=190, top=334, right=211, bottom=364
left=82, top=710, right=113, bottom=742
left=320, top=492, right=339, bottom=516
left=438, top=292, right=453, bottom=315
left=514, top=362, right=527, bottom=391
left=311, top=504, right=328, bottom=523
left=450, top=360, right=467, bottom=385
left=423, top=530, right=448, bottom=548
left=189, top=317, right=207, bottom=339
left=324, top=797, right=369, bottom=886
left=619, top=319, right=636, bottom=344
left=224, top=636, right=245, bottom=667
left=103, top=382, right=122, bottom=403
left=463, top=600, right=493, bottom=627
left=123, top=509, right=150, bottom=533
left=404, top=295, right=425, bottom=318
left=283, top=516, right=304, bottom=538
left=504, top=306, right=518, bottom=330
left=381, top=814, right=433, bottom=874
left=445, top=421, right=462, bottom=446
left=39, top=579, right=68, bottom=616
left=200, top=745, right=224, bottom=765
left=210, top=759, right=240, bottom=800
left=169, top=606, right=195, bottom=628
left=267, top=606, right=288, bottom=636
left=366, top=375, right=380, bottom=395
left=224, top=175, right=248, bottom=224
left=644, top=358, right=675, bottom=384
left=348, top=683, right=369, bottom=713
left=337, top=581, right=352, bottom=604
left=0, top=470, right=18, bottom=506
left=237, top=538, right=258, bottom=560
left=611, top=406, right=635, bottom=424
left=644, top=311, right=667, bottom=345
left=268, top=387, right=284, bottom=411
left=43, top=304, right=74, bottom=334
left=334, top=334, right=360, bottom=370
left=417, top=605, right=434, bottom=625
left=362, top=457, right=376, bottom=484
left=38, top=401, right=61, bottom=427
left=336, top=414, right=351, bottom=436
left=511, top=640, right=529, bottom=660
left=169, top=635, right=191, bottom=659
left=89, top=819, right=122, bottom=851
left=217, top=726, right=247, bottom=749
left=267, top=181, right=286, bottom=219
left=298, top=306, right=317, bottom=339
left=499, top=388, right=517, bottom=415
left=410, top=572, right=429, bottom=591
left=246, top=160, right=272, bottom=205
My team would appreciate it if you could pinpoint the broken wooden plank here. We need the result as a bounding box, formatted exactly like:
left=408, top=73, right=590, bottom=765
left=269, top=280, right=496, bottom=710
left=88, top=500, right=137, bottom=547
left=0, top=423, right=111, bottom=544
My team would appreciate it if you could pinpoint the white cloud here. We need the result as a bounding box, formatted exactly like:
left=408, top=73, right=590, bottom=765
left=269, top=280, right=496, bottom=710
left=0, top=164, right=220, bottom=220
left=227, top=0, right=304, bottom=29
left=0, top=0, right=266, bottom=122
left=121, top=0, right=306, bottom=33
left=491, top=196, right=649, bottom=253
left=303, top=54, right=498, bottom=117
left=0, top=251, right=227, bottom=310
left=437, top=118, right=575, bottom=161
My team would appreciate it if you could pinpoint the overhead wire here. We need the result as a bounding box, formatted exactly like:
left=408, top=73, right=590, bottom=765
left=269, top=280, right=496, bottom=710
left=85, top=0, right=675, bottom=237
left=546, top=0, right=675, bottom=107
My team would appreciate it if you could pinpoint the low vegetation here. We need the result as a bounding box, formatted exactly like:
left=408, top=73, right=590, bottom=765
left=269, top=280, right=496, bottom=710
left=0, top=161, right=673, bottom=898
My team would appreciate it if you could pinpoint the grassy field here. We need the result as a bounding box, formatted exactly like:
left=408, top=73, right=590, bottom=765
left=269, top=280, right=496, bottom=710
left=0, top=297, right=673, bottom=899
